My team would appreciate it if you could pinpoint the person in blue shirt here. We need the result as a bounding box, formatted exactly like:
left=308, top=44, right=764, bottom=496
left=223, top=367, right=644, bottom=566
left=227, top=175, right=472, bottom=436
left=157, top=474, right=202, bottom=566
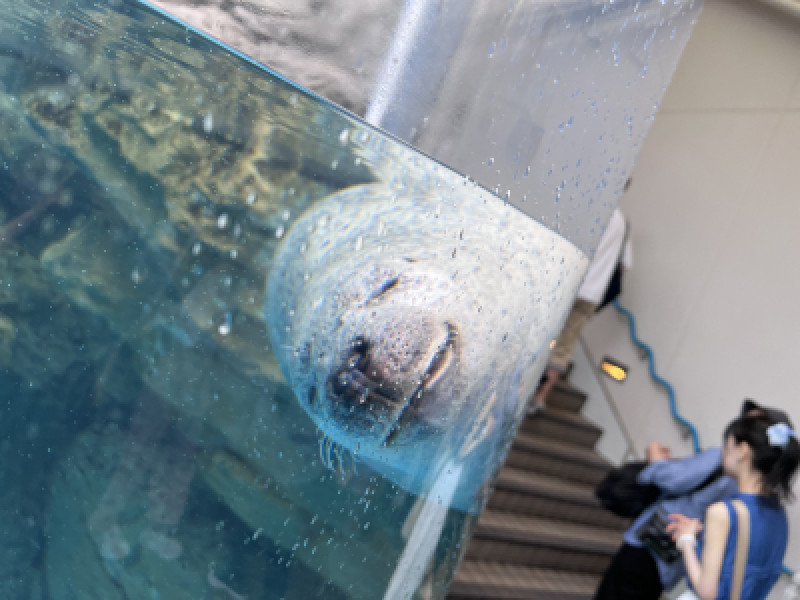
left=593, top=400, right=790, bottom=600
left=667, top=413, right=799, bottom=600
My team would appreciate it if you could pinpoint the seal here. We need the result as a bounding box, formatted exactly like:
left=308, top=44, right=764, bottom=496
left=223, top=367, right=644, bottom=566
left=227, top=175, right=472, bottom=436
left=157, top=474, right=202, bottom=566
left=265, top=177, right=588, bottom=512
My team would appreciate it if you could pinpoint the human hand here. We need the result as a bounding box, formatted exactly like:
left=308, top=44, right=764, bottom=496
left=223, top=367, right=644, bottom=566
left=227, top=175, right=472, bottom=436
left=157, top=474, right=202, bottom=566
left=666, top=513, right=703, bottom=542
left=533, top=368, right=560, bottom=407
left=646, top=441, right=672, bottom=463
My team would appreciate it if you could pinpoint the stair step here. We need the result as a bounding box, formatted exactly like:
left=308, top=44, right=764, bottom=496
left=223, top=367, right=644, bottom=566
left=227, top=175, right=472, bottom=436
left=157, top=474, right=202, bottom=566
left=545, top=382, right=587, bottom=413
left=506, top=432, right=612, bottom=486
left=466, top=510, right=621, bottom=573
left=448, top=561, right=600, bottom=600
left=519, top=407, right=603, bottom=449
left=488, top=467, right=629, bottom=529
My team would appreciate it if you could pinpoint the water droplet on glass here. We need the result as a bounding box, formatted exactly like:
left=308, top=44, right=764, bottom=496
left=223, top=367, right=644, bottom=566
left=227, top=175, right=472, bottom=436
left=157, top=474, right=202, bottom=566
left=130, top=267, right=143, bottom=285
left=338, top=129, right=349, bottom=145
left=354, top=236, right=363, bottom=251
left=524, top=165, right=531, bottom=177
left=282, top=209, right=291, bottom=221
left=246, top=191, right=256, bottom=205
left=217, top=213, right=229, bottom=229
left=275, top=225, right=285, bottom=239
left=487, top=157, right=495, bottom=167
left=203, top=111, right=213, bottom=133
left=487, top=42, right=496, bottom=58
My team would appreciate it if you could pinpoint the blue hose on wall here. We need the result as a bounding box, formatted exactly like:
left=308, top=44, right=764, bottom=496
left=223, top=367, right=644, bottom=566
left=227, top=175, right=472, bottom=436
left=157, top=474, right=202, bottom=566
left=612, top=298, right=702, bottom=454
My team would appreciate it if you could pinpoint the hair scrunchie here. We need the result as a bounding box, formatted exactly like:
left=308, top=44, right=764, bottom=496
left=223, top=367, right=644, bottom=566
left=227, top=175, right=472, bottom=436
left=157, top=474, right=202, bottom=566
left=767, top=423, right=798, bottom=449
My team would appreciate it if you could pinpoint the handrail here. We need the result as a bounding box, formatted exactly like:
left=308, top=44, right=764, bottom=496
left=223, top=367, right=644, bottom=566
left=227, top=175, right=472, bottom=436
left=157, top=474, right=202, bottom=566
left=612, top=298, right=702, bottom=453
left=612, top=298, right=795, bottom=578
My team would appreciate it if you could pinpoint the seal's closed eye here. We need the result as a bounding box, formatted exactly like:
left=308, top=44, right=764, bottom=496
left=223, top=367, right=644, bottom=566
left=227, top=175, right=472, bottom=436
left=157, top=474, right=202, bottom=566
left=367, top=276, right=399, bottom=303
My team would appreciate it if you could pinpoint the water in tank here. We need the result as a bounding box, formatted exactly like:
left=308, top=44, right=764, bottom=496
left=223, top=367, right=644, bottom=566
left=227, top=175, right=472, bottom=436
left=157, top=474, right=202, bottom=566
left=0, top=0, right=701, bottom=598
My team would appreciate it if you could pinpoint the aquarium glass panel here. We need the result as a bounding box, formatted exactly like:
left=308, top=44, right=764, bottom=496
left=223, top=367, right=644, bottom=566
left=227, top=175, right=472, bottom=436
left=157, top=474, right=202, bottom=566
left=0, top=0, right=700, bottom=598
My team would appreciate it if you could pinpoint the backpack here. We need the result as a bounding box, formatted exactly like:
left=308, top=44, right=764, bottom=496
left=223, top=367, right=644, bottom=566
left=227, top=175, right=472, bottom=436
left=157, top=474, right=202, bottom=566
left=594, top=460, right=661, bottom=518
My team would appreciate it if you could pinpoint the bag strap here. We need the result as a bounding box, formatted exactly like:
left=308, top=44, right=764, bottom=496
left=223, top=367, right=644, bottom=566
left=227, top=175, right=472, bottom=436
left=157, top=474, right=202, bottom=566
left=730, top=498, right=751, bottom=600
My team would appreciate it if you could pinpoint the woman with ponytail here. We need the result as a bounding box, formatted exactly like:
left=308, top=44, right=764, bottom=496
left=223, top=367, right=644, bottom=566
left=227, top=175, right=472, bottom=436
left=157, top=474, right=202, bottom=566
left=667, top=413, right=800, bottom=600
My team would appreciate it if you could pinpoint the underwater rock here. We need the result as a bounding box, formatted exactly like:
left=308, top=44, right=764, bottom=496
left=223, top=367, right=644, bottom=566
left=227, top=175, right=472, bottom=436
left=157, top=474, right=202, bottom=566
left=0, top=313, right=13, bottom=365
left=45, top=421, right=271, bottom=599
left=0, top=491, right=42, bottom=600
left=200, top=450, right=392, bottom=599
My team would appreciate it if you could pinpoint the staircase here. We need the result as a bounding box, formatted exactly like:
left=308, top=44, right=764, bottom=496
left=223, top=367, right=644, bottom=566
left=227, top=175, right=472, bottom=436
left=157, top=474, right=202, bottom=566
left=447, top=381, right=630, bottom=600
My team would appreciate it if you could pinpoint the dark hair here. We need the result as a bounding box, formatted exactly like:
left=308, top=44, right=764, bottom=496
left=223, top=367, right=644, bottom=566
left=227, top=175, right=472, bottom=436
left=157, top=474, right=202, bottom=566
left=724, top=414, right=800, bottom=502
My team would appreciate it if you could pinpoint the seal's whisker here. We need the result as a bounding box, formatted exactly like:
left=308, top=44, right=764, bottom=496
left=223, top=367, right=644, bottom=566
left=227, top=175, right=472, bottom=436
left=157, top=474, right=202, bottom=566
left=316, top=430, right=356, bottom=476
left=318, top=434, right=329, bottom=468
left=327, top=436, right=335, bottom=469
left=333, top=444, right=344, bottom=475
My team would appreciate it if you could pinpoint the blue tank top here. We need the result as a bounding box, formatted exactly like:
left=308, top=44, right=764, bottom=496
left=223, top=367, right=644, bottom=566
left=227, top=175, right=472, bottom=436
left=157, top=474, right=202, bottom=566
left=701, top=493, right=788, bottom=600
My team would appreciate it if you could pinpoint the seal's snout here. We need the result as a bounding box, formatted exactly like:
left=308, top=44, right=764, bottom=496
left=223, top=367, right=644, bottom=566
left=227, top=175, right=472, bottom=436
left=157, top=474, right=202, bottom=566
left=325, top=320, right=460, bottom=446
left=328, top=336, right=403, bottom=414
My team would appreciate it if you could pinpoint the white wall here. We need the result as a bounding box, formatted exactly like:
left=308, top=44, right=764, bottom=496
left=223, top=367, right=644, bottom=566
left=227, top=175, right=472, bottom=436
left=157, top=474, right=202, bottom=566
left=579, top=0, right=800, bottom=583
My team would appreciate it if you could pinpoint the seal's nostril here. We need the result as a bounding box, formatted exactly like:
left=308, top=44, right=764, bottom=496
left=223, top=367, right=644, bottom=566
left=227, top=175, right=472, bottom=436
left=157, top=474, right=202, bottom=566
left=350, top=336, right=370, bottom=354
left=308, top=385, right=317, bottom=406
left=346, top=336, right=372, bottom=372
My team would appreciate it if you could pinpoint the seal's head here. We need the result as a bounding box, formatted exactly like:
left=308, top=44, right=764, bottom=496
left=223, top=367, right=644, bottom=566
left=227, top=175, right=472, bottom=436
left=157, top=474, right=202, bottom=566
left=265, top=182, right=588, bottom=509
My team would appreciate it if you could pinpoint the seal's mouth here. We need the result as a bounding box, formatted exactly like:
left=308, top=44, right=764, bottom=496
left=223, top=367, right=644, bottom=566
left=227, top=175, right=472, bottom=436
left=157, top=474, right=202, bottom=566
left=326, top=322, right=459, bottom=447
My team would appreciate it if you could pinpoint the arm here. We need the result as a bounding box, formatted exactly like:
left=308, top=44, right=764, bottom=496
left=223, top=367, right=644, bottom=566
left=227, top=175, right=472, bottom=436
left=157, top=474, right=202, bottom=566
left=646, top=441, right=672, bottom=462
left=637, top=447, right=722, bottom=494
left=668, top=502, right=730, bottom=600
